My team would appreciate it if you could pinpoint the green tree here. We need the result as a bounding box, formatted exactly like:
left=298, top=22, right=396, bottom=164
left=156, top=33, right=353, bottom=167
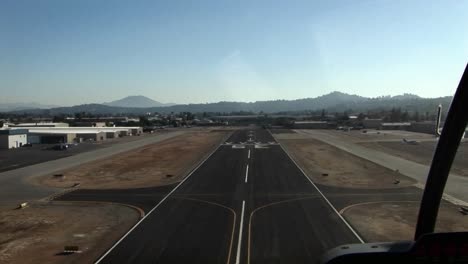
left=53, top=115, right=65, bottom=123
left=357, top=113, right=365, bottom=120
left=139, top=116, right=151, bottom=126
left=401, top=110, right=409, bottom=122
left=413, top=111, right=420, bottom=122
left=389, top=107, right=402, bottom=122
left=321, top=109, right=326, bottom=119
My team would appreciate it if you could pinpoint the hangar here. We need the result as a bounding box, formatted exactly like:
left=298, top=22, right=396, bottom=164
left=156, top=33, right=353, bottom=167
left=10, top=127, right=142, bottom=144
left=0, top=129, right=28, bottom=149
left=26, top=129, right=108, bottom=144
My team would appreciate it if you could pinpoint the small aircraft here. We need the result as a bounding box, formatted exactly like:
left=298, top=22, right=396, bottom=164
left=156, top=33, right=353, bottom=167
left=402, top=138, right=419, bottom=145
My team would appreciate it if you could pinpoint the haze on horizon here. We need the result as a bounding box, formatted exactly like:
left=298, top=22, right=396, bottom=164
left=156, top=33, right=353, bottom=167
left=1, top=0, right=467, bottom=106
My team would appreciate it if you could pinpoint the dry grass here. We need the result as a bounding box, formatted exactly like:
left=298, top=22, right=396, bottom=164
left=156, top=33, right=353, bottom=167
left=34, top=131, right=228, bottom=189
left=319, top=130, right=434, bottom=143
left=0, top=202, right=138, bottom=264
left=280, top=138, right=416, bottom=188
left=343, top=201, right=468, bottom=242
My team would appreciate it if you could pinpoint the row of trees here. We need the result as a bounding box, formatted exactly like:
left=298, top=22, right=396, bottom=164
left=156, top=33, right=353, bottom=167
left=316, top=108, right=440, bottom=123
left=2, top=106, right=442, bottom=127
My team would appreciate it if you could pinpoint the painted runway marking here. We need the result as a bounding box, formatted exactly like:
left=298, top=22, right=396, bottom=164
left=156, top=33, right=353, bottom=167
left=173, top=197, right=237, bottom=264
left=245, top=165, right=249, bottom=183
left=247, top=197, right=320, bottom=264
left=236, top=200, right=246, bottom=264
left=248, top=149, right=251, bottom=159
left=94, top=141, right=225, bottom=264
left=339, top=200, right=420, bottom=214
left=269, top=129, right=365, bottom=243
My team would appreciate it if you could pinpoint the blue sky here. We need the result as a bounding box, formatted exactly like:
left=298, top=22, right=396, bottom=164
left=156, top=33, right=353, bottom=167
left=1, top=0, right=467, bottom=106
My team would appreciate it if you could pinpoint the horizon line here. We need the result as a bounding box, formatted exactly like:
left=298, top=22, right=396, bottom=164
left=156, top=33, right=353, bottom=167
left=0, top=91, right=454, bottom=108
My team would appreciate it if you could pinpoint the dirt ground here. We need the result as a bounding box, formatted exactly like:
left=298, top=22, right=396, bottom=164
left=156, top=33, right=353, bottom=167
left=343, top=201, right=468, bottom=242
left=360, top=140, right=468, bottom=177
left=0, top=202, right=139, bottom=264
left=322, top=129, right=434, bottom=143
left=279, top=138, right=416, bottom=188
left=33, top=131, right=228, bottom=189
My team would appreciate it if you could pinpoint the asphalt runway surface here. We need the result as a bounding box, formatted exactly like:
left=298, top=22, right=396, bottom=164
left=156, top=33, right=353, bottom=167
left=57, top=128, right=426, bottom=263
left=57, top=129, right=363, bottom=263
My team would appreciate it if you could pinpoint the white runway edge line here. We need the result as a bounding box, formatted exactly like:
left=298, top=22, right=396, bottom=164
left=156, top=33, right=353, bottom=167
left=267, top=130, right=365, bottom=244
left=236, top=200, right=246, bottom=264
left=94, top=136, right=230, bottom=264
left=245, top=165, right=249, bottom=183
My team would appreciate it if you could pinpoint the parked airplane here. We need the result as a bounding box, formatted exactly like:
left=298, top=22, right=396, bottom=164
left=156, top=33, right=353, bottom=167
left=402, top=138, right=419, bottom=145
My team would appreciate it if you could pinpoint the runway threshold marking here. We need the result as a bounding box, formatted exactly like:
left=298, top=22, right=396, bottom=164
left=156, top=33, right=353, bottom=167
left=236, top=200, right=246, bottom=264
left=245, top=165, right=249, bottom=183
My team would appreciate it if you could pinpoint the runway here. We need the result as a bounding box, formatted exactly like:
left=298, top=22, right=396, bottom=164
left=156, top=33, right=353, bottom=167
left=82, top=129, right=361, bottom=263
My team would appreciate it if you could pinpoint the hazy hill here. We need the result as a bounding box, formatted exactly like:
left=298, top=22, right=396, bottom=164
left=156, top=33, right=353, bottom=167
left=5, top=92, right=452, bottom=115
left=104, top=95, right=173, bottom=108
left=0, top=102, right=59, bottom=112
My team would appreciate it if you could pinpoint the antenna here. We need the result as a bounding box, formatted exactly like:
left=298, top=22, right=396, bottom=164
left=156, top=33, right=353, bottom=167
left=435, top=104, right=442, bottom=136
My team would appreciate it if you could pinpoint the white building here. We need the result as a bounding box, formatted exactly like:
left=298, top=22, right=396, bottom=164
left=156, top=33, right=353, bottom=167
left=380, top=122, right=412, bottom=130
left=0, top=129, right=28, bottom=149
left=9, top=126, right=143, bottom=144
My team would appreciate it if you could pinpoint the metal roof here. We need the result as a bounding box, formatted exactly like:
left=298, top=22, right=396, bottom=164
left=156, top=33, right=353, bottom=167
left=27, top=129, right=105, bottom=134
left=29, top=128, right=132, bottom=133
left=10, top=127, right=140, bottom=134
left=12, top=122, right=69, bottom=127
left=10, top=126, right=138, bottom=130
left=0, top=129, right=29, bottom=135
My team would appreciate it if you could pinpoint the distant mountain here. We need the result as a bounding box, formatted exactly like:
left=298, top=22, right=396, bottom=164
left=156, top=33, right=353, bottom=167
left=5, top=92, right=453, bottom=116
left=0, top=102, right=59, bottom=112
left=104, top=95, right=174, bottom=108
